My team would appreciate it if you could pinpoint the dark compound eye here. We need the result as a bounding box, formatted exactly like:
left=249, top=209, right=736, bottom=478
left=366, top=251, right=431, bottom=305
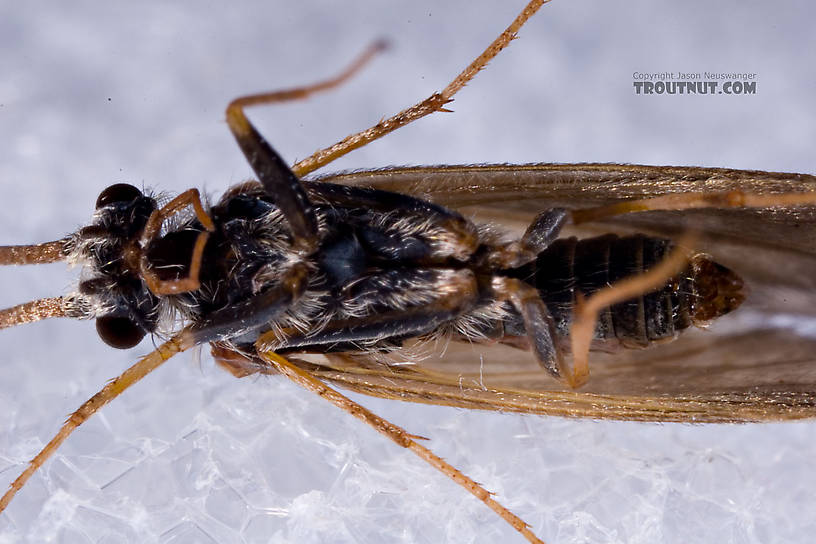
left=95, top=183, right=143, bottom=209
left=95, top=315, right=146, bottom=349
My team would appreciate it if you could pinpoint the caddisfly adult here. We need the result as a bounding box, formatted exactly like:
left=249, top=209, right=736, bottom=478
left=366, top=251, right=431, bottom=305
left=1, top=1, right=816, bottom=544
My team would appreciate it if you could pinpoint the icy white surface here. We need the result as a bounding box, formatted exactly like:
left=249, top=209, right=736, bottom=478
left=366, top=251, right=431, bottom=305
left=0, top=1, right=815, bottom=543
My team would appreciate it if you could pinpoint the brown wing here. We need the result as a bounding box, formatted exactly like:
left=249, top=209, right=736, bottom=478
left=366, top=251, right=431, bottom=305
left=297, top=164, right=816, bottom=423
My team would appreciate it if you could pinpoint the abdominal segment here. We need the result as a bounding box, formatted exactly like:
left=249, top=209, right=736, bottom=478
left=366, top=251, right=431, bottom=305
left=507, top=234, right=745, bottom=348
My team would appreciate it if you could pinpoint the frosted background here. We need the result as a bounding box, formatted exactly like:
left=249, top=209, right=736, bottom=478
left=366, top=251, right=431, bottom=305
left=0, top=1, right=814, bottom=543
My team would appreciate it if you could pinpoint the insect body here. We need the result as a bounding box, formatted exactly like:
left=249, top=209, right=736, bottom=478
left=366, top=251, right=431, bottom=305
left=71, top=178, right=744, bottom=383
left=3, top=1, right=816, bottom=542
left=510, top=234, right=744, bottom=346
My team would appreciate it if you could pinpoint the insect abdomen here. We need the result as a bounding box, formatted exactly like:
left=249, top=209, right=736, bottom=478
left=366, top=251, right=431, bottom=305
left=511, top=234, right=744, bottom=347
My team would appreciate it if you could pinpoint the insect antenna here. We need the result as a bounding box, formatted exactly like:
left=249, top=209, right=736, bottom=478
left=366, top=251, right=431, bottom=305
left=0, top=238, right=70, bottom=265
left=0, top=327, right=197, bottom=514
left=0, top=238, right=76, bottom=328
left=0, top=296, right=72, bottom=329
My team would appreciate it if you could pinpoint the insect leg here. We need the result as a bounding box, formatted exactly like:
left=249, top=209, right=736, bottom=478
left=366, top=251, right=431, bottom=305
left=307, top=182, right=479, bottom=261
left=255, top=350, right=546, bottom=544
left=259, top=269, right=479, bottom=351
left=569, top=234, right=697, bottom=388
left=225, top=43, right=385, bottom=254
left=292, top=0, right=552, bottom=177
left=0, top=328, right=196, bottom=514
left=189, top=263, right=309, bottom=344
left=139, top=188, right=215, bottom=295
left=488, top=208, right=569, bottom=268
left=571, top=190, right=816, bottom=224
left=490, top=277, right=574, bottom=386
